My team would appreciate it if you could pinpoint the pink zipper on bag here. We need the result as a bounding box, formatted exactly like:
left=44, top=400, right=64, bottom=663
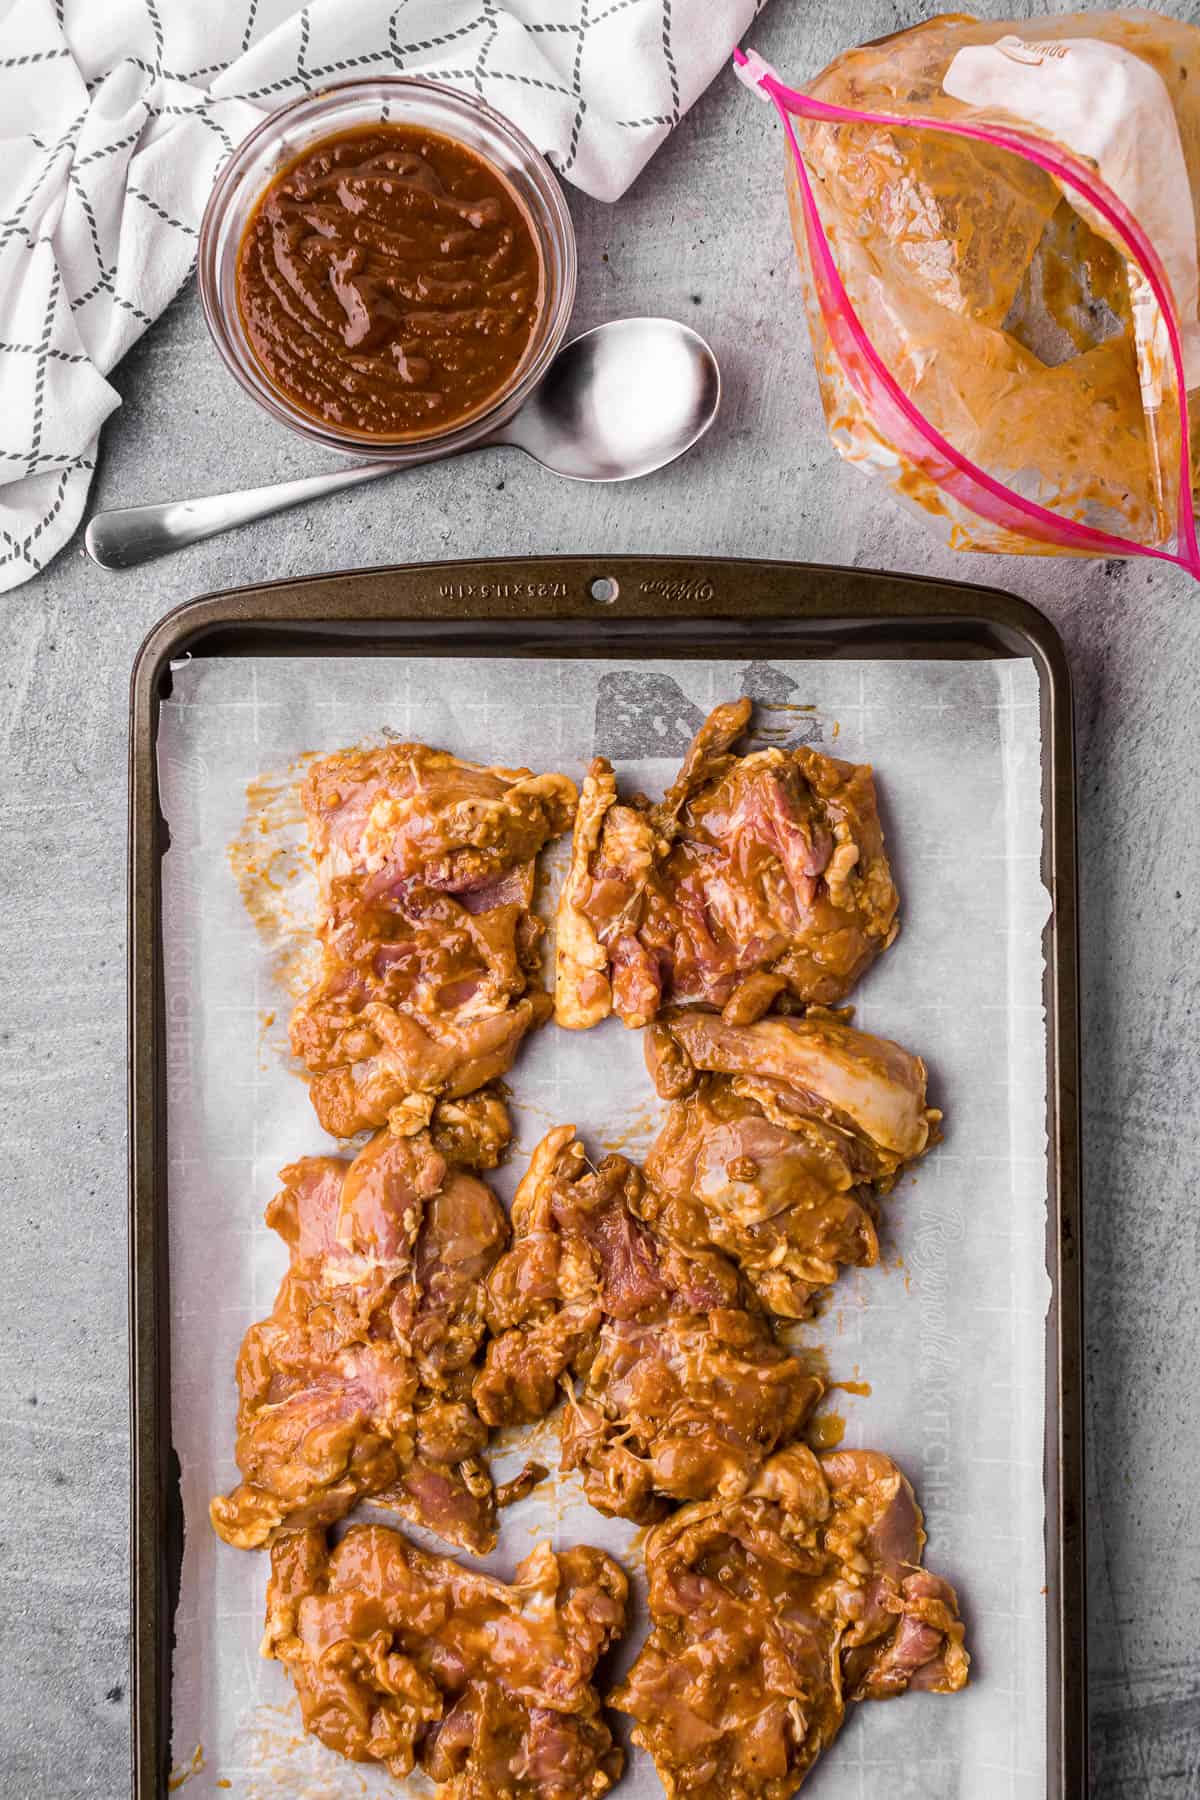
left=734, top=46, right=1200, bottom=578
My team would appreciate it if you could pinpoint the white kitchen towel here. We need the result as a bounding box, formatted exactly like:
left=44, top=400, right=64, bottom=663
left=0, top=0, right=758, bottom=593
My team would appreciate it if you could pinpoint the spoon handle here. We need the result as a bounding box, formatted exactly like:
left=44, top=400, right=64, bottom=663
left=84, top=459, right=401, bottom=570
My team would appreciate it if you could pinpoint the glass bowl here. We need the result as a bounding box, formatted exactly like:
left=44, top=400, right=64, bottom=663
left=197, top=77, right=577, bottom=458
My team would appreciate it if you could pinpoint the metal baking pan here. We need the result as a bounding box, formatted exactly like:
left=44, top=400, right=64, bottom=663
left=128, top=554, right=1083, bottom=1798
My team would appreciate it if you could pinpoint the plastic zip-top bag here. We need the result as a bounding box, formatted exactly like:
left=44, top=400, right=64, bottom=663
left=736, top=13, right=1200, bottom=577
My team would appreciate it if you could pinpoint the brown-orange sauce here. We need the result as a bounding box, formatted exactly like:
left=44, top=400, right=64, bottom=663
left=807, top=1412, right=846, bottom=1451
left=237, top=123, right=543, bottom=439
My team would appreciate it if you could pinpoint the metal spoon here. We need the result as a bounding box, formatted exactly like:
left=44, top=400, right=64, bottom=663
left=84, top=317, right=721, bottom=571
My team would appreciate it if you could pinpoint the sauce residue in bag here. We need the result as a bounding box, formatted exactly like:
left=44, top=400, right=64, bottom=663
left=236, top=123, right=544, bottom=440
left=762, top=11, right=1200, bottom=560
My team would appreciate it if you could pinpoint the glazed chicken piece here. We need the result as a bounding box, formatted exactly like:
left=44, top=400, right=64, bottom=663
left=643, top=1008, right=939, bottom=1317
left=558, top=1307, right=821, bottom=1526
left=430, top=1086, right=515, bottom=1171
left=644, top=1079, right=880, bottom=1319
left=265, top=1524, right=627, bottom=1799
left=473, top=1125, right=822, bottom=1523
left=555, top=698, right=898, bottom=1030
left=210, top=1118, right=510, bottom=1555
left=292, top=743, right=576, bottom=1137
left=612, top=1442, right=969, bottom=1798
left=646, top=1008, right=937, bottom=1173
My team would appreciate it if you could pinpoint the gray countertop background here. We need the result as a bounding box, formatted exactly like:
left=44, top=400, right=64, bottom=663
left=2, top=1, right=1197, bottom=1794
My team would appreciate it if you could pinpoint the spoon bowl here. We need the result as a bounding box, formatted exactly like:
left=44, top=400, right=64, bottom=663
left=85, top=317, right=722, bottom=570
left=498, top=317, right=721, bottom=481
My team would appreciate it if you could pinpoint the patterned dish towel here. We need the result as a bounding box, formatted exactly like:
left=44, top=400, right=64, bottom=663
left=0, top=0, right=757, bottom=592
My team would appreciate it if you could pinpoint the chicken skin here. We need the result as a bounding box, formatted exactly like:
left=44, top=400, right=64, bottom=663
left=612, top=1443, right=968, bottom=1798
left=555, top=699, right=898, bottom=1030
left=647, top=1008, right=936, bottom=1169
left=643, top=1008, right=939, bottom=1316
left=264, top=1524, right=628, bottom=1799
left=473, top=1126, right=822, bottom=1523
left=210, top=1120, right=510, bottom=1555
left=292, top=743, right=576, bottom=1137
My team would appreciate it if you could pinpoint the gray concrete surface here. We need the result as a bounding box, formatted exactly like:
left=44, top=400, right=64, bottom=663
left=2, top=1, right=1198, bottom=1794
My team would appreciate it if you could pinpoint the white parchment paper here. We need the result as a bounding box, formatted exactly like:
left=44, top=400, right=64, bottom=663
left=158, top=654, right=1051, bottom=1798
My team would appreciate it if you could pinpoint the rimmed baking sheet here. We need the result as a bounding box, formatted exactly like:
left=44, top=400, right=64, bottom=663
left=128, top=559, right=1082, bottom=1799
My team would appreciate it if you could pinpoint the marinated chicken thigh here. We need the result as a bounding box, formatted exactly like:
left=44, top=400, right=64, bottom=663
left=612, top=1443, right=968, bottom=1798
left=644, top=1008, right=939, bottom=1316
left=473, top=1126, right=822, bottom=1522
left=648, top=1008, right=936, bottom=1173
left=210, top=1120, right=509, bottom=1555
left=292, top=743, right=576, bottom=1136
left=644, top=1080, right=880, bottom=1318
left=555, top=699, right=898, bottom=1029
left=265, top=1524, right=627, bottom=1799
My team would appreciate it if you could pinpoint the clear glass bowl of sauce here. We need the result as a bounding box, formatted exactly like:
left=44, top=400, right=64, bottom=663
left=198, top=78, right=577, bottom=457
